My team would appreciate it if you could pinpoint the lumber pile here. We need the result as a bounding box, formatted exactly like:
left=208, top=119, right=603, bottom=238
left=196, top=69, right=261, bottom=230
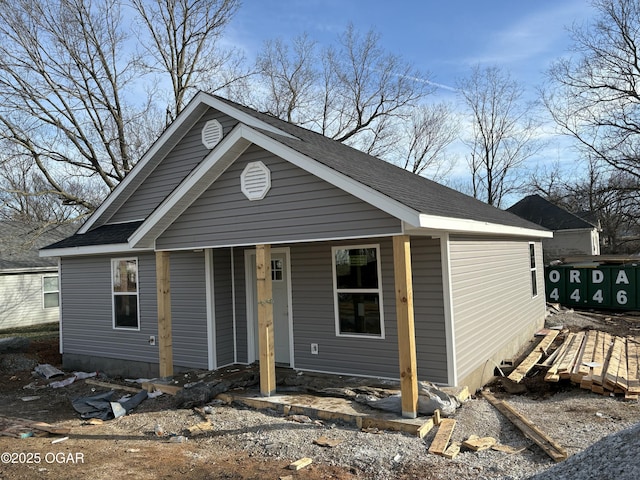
left=511, top=329, right=640, bottom=399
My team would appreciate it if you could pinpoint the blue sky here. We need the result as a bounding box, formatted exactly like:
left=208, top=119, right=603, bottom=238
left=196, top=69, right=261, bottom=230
left=229, top=0, right=595, bottom=98
left=226, top=1, right=597, bottom=203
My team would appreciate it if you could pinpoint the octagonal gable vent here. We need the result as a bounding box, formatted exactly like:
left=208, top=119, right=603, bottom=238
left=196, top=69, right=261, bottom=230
left=202, top=119, right=223, bottom=149
left=241, top=161, right=271, bottom=201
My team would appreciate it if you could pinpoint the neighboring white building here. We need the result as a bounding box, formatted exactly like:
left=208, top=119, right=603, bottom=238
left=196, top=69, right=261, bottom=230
left=507, top=195, right=601, bottom=264
left=0, top=222, right=68, bottom=330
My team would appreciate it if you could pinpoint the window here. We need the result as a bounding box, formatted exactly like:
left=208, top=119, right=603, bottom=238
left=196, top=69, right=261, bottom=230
left=332, top=245, right=384, bottom=337
left=529, top=243, right=538, bottom=297
left=43, top=276, right=59, bottom=308
left=112, top=258, right=139, bottom=329
left=271, top=259, right=283, bottom=281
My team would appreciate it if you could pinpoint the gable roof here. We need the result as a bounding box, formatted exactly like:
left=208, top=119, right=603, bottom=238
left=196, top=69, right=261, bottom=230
left=43, top=93, right=551, bottom=256
left=2, top=222, right=74, bottom=270
left=507, top=195, right=598, bottom=231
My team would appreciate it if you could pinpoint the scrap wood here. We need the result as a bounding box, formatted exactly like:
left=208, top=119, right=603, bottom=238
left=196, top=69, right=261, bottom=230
left=482, top=392, right=567, bottom=463
left=627, top=337, right=640, bottom=394
left=187, top=421, right=214, bottom=435
left=557, top=331, right=585, bottom=379
left=313, top=436, right=343, bottom=448
left=85, top=379, right=143, bottom=394
left=508, top=330, right=559, bottom=383
left=544, top=333, right=576, bottom=382
left=288, top=457, right=312, bottom=470
left=442, top=441, right=461, bottom=459
left=462, top=435, right=497, bottom=451
left=0, top=415, right=70, bottom=438
left=428, top=418, right=456, bottom=456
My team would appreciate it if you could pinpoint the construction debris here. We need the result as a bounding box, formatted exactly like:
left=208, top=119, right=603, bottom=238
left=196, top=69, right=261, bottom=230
left=507, top=327, right=640, bottom=399
left=483, top=392, right=567, bottom=462
left=462, top=435, right=497, bottom=451
left=313, top=436, right=343, bottom=448
left=288, top=457, right=313, bottom=470
left=428, top=418, right=456, bottom=456
left=0, top=414, right=70, bottom=438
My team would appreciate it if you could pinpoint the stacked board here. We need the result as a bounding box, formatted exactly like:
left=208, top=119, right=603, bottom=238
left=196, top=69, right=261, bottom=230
left=542, top=330, right=640, bottom=399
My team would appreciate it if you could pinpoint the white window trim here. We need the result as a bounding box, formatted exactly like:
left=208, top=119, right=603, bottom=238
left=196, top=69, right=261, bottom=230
left=111, top=257, right=141, bottom=331
left=42, top=275, right=59, bottom=309
left=529, top=243, right=538, bottom=298
left=332, top=244, right=385, bottom=339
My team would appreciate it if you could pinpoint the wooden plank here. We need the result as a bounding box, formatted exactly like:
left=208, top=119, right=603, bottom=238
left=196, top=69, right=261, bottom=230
left=592, top=332, right=613, bottom=387
left=428, top=418, right=456, bottom=455
left=604, top=336, right=624, bottom=390
left=288, top=458, right=312, bottom=470
left=393, top=235, right=419, bottom=419
left=576, top=330, right=598, bottom=386
left=442, top=442, right=461, bottom=459
left=627, top=337, right=640, bottom=394
left=615, top=337, right=629, bottom=392
left=569, top=330, right=590, bottom=382
left=483, top=392, right=567, bottom=462
left=85, top=379, right=144, bottom=394
left=545, top=333, right=575, bottom=382
left=156, top=251, right=173, bottom=378
left=256, top=244, right=276, bottom=397
left=462, top=435, right=497, bottom=451
left=416, top=418, right=435, bottom=439
left=508, top=330, right=559, bottom=383
left=558, top=332, right=585, bottom=379
left=141, top=382, right=182, bottom=395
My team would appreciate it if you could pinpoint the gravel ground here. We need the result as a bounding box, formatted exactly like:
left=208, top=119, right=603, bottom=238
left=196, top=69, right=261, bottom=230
left=2, top=309, right=640, bottom=479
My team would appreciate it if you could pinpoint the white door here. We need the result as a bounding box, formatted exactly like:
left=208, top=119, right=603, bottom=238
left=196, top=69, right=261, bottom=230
left=247, top=250, right=292, bottom=365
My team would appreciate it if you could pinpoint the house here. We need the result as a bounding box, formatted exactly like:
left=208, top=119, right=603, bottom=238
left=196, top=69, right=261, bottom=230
left=507, top=195, right=600, bottom=264
left=41, top=93, right=551, bottom=417
left=1, top=222, right=65, bottom=330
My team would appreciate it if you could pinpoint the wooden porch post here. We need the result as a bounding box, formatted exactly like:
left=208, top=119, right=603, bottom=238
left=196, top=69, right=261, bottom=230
left=156, top=251, right=173, bottom=378
left=256, top=244, right=276, bottom=396
left=393, top=235, right=419, bottom=418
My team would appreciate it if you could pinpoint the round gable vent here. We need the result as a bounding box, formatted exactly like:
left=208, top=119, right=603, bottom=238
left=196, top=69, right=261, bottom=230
left=241, top=161, right=271, bottom=201
left=202, top=119, right=223, bottom=149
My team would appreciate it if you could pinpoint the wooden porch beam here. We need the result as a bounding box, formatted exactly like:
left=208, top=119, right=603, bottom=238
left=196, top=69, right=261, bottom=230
left=393, top=235, right=419, bottom=418
left=256, top=244, right=276, bottom=396
left=156, top=251, right=173, bottom=378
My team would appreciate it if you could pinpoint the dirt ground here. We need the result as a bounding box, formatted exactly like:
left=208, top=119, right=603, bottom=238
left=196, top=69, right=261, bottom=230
left=1, top=308, right=640, bottom=480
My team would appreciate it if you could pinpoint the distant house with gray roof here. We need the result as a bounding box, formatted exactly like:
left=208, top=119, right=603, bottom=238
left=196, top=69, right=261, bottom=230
left=507, top=195, right=600, bottom=263
left=41, top=93, right=551, bottom=412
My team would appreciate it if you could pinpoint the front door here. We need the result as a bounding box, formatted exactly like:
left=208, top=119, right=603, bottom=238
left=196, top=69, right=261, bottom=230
left=247, top=250, right=292, bottom=366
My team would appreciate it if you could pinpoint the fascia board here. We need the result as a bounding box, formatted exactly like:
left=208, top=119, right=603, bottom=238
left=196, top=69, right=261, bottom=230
left=129, top=124, right=252, bottom=248
left=39, top=244, right=152, bottom=258
left=243, top=129, right=422, bottom=227
left=417, top=213, right=554, bottom=238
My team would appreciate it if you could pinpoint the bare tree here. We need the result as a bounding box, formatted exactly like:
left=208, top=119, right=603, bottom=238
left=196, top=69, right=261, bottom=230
left=0, top=0, right=153, bottom=212
left=399, top=103, right=458, bottom=180
left=131, top=0, right=247, bottom=120
left=544, top=0, right=640, bottom=180
left=254, top=34, right=318, bottom=125
left=0, top=0, right=245, bottom=221
left=458, top=65, right=542, bottom=207
left=251, top=25, right=434, bottom=159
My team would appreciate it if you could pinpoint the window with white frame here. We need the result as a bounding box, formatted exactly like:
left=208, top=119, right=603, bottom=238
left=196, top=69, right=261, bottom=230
left=112, top=258, right=140, bottom=329
left=529, top=243, right=538, bottom=297
left=332, top=245, right=384, bottom=337
left=43, top=275, right=59, bottom=308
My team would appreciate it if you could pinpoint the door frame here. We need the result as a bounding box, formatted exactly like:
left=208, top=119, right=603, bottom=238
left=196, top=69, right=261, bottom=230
left=244, top=247, right=294, bottom=367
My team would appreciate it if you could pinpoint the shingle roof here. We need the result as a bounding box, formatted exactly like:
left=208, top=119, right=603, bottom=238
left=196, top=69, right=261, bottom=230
left=507, top=195, right=597, bottom=231
left=1, top=222, right=74, bottom=269
left=211, top=96, right=546, bottom=231
left=41, top=221, right=144, bottom=250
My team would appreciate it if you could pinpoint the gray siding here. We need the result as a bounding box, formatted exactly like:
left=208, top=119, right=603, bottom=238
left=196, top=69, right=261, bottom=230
left=213, top=248, right=235, bottom=367
left=60, top=251, right=208, bottom=371
left=170, top=251, right=208, bottom=369
left=60, top=253, right=159, bottom=364
left=449, top=236, right=546, bottom=385
left=289, top=239, right=400, bottom=379
left=0, top=271, right=59, bottom=329
left=108, top=109, right=239, bottom=224
left=411, top=237, right=448, bottom=384
left=233, top=247, right=248, bottom=363
left=156, top=146, right=402, bottom=250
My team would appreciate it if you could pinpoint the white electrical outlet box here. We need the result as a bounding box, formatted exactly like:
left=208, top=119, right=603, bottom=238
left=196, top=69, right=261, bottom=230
left=149, top=335, right=156, bottom=346
left=311, top=343, right=319, bottom=355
